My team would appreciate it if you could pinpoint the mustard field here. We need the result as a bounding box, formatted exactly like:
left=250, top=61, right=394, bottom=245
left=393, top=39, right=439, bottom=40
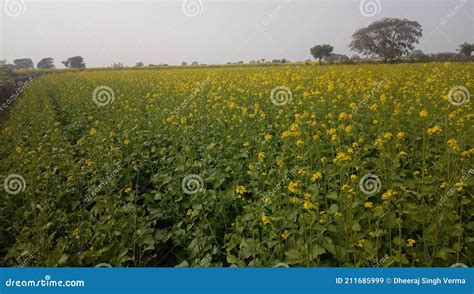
left=1, top=62, right=473, bottom=267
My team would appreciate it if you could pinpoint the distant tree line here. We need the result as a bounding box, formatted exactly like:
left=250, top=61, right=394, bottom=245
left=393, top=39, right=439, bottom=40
left=310, top=17, right=473, bottom=64
left=3, top=20, right=473, bottom=72
left=1, top=56, right=88, bottom=70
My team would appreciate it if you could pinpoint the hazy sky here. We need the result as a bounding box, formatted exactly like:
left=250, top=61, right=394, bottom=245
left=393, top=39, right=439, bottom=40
left=1, top=0, right=473, bottom=67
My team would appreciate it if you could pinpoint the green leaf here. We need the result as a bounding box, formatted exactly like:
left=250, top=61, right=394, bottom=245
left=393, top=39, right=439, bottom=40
left=285, top=248, right=302, bottom=261
left=327, top=192, right=338, bottom=200
left=311, top=245, right=326, bottom=258
left=351, top=222, right=361, bottom=232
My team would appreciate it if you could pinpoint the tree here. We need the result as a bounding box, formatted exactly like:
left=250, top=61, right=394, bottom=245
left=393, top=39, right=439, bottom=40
left=112, top=62, right=124, bottom=69
left=349, top=18, right=422, bottom=62
left=62, top=56, right=85, bottom=69
left=191, top=61, right=199, bottom=66
left=37, top=57, right=55, bottom=69
left=310, top=44, right=333, bottom=64
left=459, top=42, right=474, bottom=57
left=136, top=62, right=144, bottom=67
left=325, top=53, right=349, bottom=63
left=181, top=61, right=188, bottom=66
left=351, top=54, right=361, bottom=61
left=408, top=50, right=427, bottom=60
left=13, top=58, right=34, bottom=69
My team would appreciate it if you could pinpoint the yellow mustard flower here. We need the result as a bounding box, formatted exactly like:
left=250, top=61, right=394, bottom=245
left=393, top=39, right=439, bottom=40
left=235, top=185, right=247, bottom=195
left=397, top=132, right=406, bottom=140
left=447, top=139, right=459, bottom=151
left=427, top=125, right=442, bottom=135
left=350, top=174, right=358, bottom=182
left=381, top=189, right=398, bottom=201
left=303, top=201, right=313, bottom=209
left=383, top=132, right=393, bottom=140
left=261, top=215, right=270, bottom=225
left=288, top=181, right=300, bottom=193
